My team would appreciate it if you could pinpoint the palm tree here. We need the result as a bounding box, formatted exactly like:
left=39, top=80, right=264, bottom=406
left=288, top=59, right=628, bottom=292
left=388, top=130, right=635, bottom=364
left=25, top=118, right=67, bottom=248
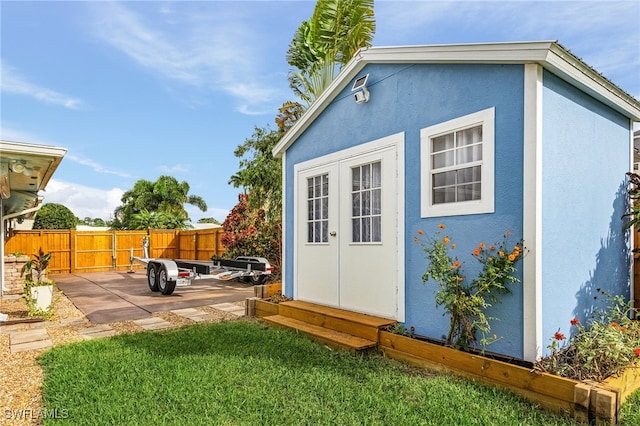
left=286, top=0, right=375, bottom=106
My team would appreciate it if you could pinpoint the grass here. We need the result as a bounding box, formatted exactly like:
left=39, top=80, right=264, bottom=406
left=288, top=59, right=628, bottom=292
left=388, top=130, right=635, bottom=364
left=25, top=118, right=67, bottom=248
left=39, top=320, right=638, bottom=425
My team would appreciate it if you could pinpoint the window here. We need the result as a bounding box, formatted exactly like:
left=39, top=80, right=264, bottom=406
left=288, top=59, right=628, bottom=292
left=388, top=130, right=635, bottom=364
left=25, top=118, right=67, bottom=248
left=352, top=161, right=382, bottom=243
left=421, top=108, right=495, bottom=217
left=307, top=174, right=329, bottom=243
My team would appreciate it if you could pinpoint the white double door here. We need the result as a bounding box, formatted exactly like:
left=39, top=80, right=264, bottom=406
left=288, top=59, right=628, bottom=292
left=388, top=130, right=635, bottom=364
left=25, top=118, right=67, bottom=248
left=295, top=142, right=400, bottom=319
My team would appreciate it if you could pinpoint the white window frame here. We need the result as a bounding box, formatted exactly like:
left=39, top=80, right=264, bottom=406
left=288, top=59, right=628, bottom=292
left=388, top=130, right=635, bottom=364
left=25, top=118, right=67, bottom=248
left=420, top=107, right=495, bottom=217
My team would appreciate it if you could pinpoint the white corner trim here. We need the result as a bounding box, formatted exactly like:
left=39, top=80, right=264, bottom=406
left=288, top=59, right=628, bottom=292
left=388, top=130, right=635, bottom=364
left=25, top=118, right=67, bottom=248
left=522, top=63, right=544, bottom=361
left=281, top=151, right=287, bottom=297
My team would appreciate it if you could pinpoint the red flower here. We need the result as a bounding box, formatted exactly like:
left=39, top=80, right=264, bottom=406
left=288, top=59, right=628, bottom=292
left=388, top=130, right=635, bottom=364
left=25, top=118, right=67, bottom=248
left=634, top=349, right=640, bottom=357
left=570, top=318, right=580, bottom=326
left=554, top=331, right=565, bottom=341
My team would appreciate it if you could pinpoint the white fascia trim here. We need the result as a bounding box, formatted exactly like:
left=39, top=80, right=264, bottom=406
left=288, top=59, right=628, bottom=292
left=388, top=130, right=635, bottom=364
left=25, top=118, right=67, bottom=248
left=395, top=134, right=406, bottom=323
left=522, top=64, right=544, bottom=362
left=544, top=45, right=640, bottom=121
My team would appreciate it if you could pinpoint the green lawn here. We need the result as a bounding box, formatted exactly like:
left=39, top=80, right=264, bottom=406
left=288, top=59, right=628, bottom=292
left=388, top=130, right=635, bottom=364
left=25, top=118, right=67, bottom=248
left=39, top=320, right=638, bottom=425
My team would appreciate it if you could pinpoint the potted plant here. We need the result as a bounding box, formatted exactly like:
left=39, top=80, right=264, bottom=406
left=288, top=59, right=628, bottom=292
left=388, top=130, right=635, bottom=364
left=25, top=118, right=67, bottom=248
left=22, top=248, right=55, bottom=315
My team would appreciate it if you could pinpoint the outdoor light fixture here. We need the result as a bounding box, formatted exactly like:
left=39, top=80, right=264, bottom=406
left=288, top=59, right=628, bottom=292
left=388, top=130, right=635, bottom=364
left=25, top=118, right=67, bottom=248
left=9, top=159, right=33, bottom=176
left=352, top=73, right=370, bottom=104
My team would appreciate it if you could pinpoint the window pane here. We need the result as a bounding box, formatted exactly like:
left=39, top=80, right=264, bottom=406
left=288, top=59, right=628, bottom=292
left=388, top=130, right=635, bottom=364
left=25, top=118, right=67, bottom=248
left=457, top=144, right=482, bottom=164
left=433, top=187, right=456, bottom=204
left=432, top=151, right=454, bottom=169
left=314, top=221, right=321, bottom=243
left=457, top=183, right=481, bottom=202
left=433, top=170, right=456, bottom=187
left=352, top=192, right=361, bottom=216
left=314, top=198, right=320, bottom=220
left=372, top=162, right=381, bottom=188
left=308, top=222, right=314, bottom=243
left=457, top=125, right=482, bottom=147
left=457, top=166, right=481, bottom=184
left=352, top=218, right=361, bottom=242
left=307, top=178, right=314, bottom=199
left=315, top=177, right=322, bottom=198
left=372, top=216, right=381, bottom=242
left=362, top=164, right=371, bottom=189
left=432, top=133, right=454, bottom=152
left=322, top=175, right=329, bottom=196
left=372, top=189, right=381, bottom=214
left=307, top=200, right=314, bottom=220
left=321, top=220, right=328, bottom=243
left=362, top=217, right=371, bottom=242
left=362, top=190, right=370, bottom=215
left=321, top=198, right=328, bottom=219
left=352, top=167, right=360, bottom=191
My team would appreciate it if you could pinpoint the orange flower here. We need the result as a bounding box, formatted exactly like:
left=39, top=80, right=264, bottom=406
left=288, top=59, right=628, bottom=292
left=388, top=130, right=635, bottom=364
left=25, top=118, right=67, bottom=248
left=443, top=236, right=450, bottom=244
left=473, top=248, right=481, bottom=256
left=451, top=244, right=457, bottom=250
left=508, top=254, right=516, bottom=261
left=438, top=224, right=446, bottom=229
left=453, top=261, right=461, bottom=268
left=417, top=229, right=424, bottom=235
left=489, top=245, right=495, bottom=251
left=634, top=348, right=640, bottom=357
left=413, top=237, right=419, bottom=244
left=456, top=276, right=464, bottom=282
left=505, top=230, right=512, bottom=235
left=479, top=242, right=486, bottom=249
left=610, top=322, right=620, bottom=328
left=498, top=251, right=505, bottom=257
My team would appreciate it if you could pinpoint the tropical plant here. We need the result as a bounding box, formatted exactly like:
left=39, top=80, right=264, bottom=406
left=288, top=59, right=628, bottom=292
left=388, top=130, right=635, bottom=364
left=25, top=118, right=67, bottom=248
left=33, top=203, right=79, bottom=229
left=22, top=247, right=51, bottom=282
left=417, top=225, right=525, bottom=350
left=197, top=217, right=221, bottom=225
left=113, top=176, right=206, bottom=229
left=535, top=291, right=640, bottom=381
left=286, top=0, right=376, bottom=106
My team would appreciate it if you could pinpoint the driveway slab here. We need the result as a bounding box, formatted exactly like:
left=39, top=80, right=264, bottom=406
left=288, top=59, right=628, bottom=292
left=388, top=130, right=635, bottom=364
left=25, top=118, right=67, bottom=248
left=52, top=272, right=254, bottom=324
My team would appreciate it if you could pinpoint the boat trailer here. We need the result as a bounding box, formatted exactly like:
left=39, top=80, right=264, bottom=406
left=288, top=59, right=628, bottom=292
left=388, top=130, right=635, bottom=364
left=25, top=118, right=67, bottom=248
left=130, top=238, right=273, bottom=295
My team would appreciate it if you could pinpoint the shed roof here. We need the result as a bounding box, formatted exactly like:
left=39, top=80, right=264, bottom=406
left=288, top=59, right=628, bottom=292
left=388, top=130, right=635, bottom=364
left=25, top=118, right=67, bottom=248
left=273, top=41, right=640, bottom=158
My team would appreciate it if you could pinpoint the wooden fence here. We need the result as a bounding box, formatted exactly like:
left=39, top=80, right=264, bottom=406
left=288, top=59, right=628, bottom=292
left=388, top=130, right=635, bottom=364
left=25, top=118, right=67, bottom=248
left=4, top=228, right=225, bottom=274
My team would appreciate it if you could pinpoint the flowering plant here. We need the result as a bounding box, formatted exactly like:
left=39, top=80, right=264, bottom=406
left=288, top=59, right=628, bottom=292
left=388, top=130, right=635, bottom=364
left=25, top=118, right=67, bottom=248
left=417, top=225, right=525, bottom=351
left=535, top=291, right=640, bottom=381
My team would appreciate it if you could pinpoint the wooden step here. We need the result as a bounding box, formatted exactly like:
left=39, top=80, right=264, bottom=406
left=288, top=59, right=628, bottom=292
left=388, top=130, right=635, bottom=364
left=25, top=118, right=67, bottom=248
left=278, top=300, right=396, bottom=341
left=264, top=315, right=378, bottom=352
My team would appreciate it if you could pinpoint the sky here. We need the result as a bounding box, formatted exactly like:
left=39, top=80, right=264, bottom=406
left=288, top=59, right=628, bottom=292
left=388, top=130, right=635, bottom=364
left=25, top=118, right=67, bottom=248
left=1, top=1, right=639, bottom=224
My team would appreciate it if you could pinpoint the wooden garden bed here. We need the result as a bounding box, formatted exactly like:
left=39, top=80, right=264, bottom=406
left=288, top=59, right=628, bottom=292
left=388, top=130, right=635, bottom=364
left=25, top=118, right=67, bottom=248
left=379, top=331, right=640, bottom=425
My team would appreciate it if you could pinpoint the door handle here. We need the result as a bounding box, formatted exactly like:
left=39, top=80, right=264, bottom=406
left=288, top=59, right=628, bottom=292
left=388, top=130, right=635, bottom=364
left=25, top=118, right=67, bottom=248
left=330, top=231, right=337, bottom=237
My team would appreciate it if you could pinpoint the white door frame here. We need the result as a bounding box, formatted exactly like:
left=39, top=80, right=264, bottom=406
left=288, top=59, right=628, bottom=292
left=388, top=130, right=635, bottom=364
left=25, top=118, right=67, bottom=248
left=292, top=132, right=405, bottom=321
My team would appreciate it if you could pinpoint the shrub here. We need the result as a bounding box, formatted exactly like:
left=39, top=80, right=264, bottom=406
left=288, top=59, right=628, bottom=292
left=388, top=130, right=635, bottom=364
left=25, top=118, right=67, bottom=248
left=417, top=225, right=525, bottom=351
left=535, top=291, right=640, bottom=381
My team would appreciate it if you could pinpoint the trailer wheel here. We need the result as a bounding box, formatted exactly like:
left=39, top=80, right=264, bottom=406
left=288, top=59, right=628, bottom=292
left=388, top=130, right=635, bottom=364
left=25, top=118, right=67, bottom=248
left=147, top=264, right=159, bottom=292
left=157, top=265, right=176, bottom=295
left=250, top=274, right=269, bottom=285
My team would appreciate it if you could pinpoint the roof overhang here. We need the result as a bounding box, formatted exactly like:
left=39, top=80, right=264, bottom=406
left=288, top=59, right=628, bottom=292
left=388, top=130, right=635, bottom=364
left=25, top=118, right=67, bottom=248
left=0, top=140, right=67, bottom=221
left=273, top=41, right=640, bottom=158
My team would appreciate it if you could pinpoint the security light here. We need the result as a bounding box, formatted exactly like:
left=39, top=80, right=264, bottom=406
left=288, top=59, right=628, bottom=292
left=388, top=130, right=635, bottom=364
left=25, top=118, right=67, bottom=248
left=352, top=74, right=370, bottom=104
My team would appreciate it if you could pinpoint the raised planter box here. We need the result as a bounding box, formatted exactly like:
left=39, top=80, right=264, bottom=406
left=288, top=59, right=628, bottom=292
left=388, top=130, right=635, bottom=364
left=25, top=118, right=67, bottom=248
left=379, top=331, right=640, bottom=425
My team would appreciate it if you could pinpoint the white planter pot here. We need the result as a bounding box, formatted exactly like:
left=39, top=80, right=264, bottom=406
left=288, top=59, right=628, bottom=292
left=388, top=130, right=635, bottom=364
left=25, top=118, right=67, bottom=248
left=30, top=285, right=53, bottom=311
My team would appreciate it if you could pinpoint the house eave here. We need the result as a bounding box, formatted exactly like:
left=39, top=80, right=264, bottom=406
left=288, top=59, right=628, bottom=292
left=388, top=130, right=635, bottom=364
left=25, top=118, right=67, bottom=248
left=272, top=41, right=640, bottom=158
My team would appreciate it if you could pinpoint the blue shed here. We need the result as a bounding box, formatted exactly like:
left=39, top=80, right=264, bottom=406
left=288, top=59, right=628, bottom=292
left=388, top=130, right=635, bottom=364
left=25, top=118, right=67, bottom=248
left=272, top=41, right=640, bottom=361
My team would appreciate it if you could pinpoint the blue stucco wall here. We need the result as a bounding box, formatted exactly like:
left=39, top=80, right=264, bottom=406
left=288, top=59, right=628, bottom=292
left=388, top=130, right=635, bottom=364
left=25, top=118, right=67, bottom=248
left=540, top=71, right=631, bottom=350
left=284, top=63, right=527, bottom=358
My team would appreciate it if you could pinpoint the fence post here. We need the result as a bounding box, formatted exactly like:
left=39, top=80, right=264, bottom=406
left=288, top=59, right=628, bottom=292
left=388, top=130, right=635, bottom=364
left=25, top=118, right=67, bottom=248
left=69, top=229, right=76, bottom=273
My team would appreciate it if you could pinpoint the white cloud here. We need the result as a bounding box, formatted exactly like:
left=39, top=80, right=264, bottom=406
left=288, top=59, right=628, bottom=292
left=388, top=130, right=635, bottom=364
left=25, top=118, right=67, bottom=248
left=66, top=154, right=136, bottom=178
left=42, top=179, right=124, bottom=221
left=87, top=2, right=287, bottom=114
left=158, top=164, right=190, bottom=174
left=0, top=62, right=83, bottom=109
